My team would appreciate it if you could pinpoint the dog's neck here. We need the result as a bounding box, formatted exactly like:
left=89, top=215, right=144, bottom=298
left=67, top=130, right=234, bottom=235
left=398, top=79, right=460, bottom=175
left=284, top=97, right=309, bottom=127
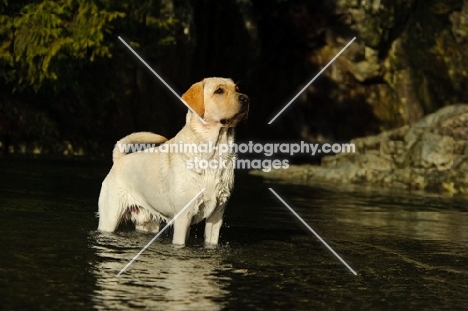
left=172, top=112, right=235, bottom=159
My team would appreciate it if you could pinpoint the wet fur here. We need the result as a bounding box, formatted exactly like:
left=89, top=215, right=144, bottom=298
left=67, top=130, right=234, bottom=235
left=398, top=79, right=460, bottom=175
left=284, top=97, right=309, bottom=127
left=97, top=77, right=249, bottom=246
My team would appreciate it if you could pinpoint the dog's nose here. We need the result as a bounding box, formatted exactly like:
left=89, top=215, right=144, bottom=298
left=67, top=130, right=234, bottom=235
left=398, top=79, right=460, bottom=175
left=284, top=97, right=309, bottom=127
left=238, top=94, right=250, bottom=105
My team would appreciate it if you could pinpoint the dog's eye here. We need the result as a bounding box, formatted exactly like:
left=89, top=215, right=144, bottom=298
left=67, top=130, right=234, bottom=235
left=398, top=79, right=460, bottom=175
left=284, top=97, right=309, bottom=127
left=214, top=88, right=224, bottom=94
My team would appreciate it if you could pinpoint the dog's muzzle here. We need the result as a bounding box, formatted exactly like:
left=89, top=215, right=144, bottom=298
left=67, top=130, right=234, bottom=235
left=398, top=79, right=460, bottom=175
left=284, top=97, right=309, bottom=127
left=237, top=94, right=250, bottom=116
left=237, top=94, right=250, bottom=119
left=238, top=94, right=250, bottom=106
left=220, top=94, right=250, bottom=126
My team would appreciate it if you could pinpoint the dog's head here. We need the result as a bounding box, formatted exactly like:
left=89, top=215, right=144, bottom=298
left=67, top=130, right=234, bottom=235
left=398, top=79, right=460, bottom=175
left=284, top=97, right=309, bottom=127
left=182, top=77, right=249, bottom=127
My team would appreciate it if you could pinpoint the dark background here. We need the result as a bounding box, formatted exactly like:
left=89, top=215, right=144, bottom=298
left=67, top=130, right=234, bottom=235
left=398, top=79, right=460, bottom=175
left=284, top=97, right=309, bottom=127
left=1, top=0, right=468, bottom=159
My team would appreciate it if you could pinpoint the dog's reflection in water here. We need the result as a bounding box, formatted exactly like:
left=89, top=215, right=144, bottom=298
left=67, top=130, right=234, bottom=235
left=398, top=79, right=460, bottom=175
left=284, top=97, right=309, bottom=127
left=91, top=232, right=232, bottom=309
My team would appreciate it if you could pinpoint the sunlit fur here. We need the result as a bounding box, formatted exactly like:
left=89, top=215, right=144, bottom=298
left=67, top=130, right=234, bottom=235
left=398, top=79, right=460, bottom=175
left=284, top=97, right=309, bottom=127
left=98, top=77, right=249, bottom=246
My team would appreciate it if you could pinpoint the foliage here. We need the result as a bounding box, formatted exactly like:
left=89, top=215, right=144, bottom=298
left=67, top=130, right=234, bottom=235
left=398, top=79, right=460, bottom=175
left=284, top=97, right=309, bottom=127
left=0, top=0, right=178, bottom=155
left=0, top=0, right=176, bottom=91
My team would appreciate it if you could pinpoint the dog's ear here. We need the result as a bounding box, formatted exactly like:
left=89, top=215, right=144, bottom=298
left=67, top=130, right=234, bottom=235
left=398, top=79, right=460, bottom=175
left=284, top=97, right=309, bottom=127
left=182, top=81, right=204, bottom=117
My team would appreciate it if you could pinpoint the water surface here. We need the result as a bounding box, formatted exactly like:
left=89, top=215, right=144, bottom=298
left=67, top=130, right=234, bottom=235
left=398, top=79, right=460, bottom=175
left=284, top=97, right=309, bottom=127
left=1, top=158, right=467, bottom=310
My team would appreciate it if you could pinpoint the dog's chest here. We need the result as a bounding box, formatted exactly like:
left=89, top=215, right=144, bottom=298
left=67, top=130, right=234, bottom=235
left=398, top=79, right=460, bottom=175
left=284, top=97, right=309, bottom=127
left=204, top=164, right=234, bottom=200
left=192, top=154, right=235, bottom=220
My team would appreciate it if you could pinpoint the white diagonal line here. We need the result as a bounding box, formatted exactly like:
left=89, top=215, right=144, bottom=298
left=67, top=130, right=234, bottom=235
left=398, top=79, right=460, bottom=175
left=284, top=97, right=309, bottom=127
left=117, top=188, right=206, bottom=276
left=117, top=36, right=207, bottom=125
left=268, top=37, right=356, bottom=124
left=268, top=188, right=357, bottom=276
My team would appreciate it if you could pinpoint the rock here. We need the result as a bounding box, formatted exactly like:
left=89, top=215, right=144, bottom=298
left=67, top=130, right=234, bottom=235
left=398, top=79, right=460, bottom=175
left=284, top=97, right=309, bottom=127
left=252, top=104, right=468, bottom=194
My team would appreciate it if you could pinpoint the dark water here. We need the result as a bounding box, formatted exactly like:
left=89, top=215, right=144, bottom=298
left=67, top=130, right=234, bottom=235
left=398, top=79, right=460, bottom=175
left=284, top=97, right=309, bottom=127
left=1, top=158, right=468, bottom=310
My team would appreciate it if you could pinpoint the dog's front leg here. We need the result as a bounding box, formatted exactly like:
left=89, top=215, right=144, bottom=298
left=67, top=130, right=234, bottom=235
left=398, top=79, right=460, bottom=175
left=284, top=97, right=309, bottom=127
left=172, top=211, right=193, bottom=246
left=204, top=203, right=227, bottom=246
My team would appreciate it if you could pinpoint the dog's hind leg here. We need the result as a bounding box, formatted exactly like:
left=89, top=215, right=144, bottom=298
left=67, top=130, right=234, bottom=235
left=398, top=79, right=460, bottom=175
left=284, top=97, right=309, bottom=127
left=98, top=203, right=125, bottom=232
left=97, top=181, right=125, bottom=232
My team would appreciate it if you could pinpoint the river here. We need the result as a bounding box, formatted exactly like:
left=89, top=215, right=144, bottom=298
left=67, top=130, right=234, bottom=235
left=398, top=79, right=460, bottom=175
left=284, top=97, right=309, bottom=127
left=1, top=158, right=467, bottom=310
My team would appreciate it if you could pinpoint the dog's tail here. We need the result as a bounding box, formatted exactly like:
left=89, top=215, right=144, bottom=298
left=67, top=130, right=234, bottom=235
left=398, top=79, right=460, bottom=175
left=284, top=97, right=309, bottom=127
left=112, top=132, right=168, bottom=163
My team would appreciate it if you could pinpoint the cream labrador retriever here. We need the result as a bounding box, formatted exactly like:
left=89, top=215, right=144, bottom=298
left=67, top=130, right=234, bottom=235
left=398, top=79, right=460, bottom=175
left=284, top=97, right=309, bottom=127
left=97, top=77, right=249, bottom=245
